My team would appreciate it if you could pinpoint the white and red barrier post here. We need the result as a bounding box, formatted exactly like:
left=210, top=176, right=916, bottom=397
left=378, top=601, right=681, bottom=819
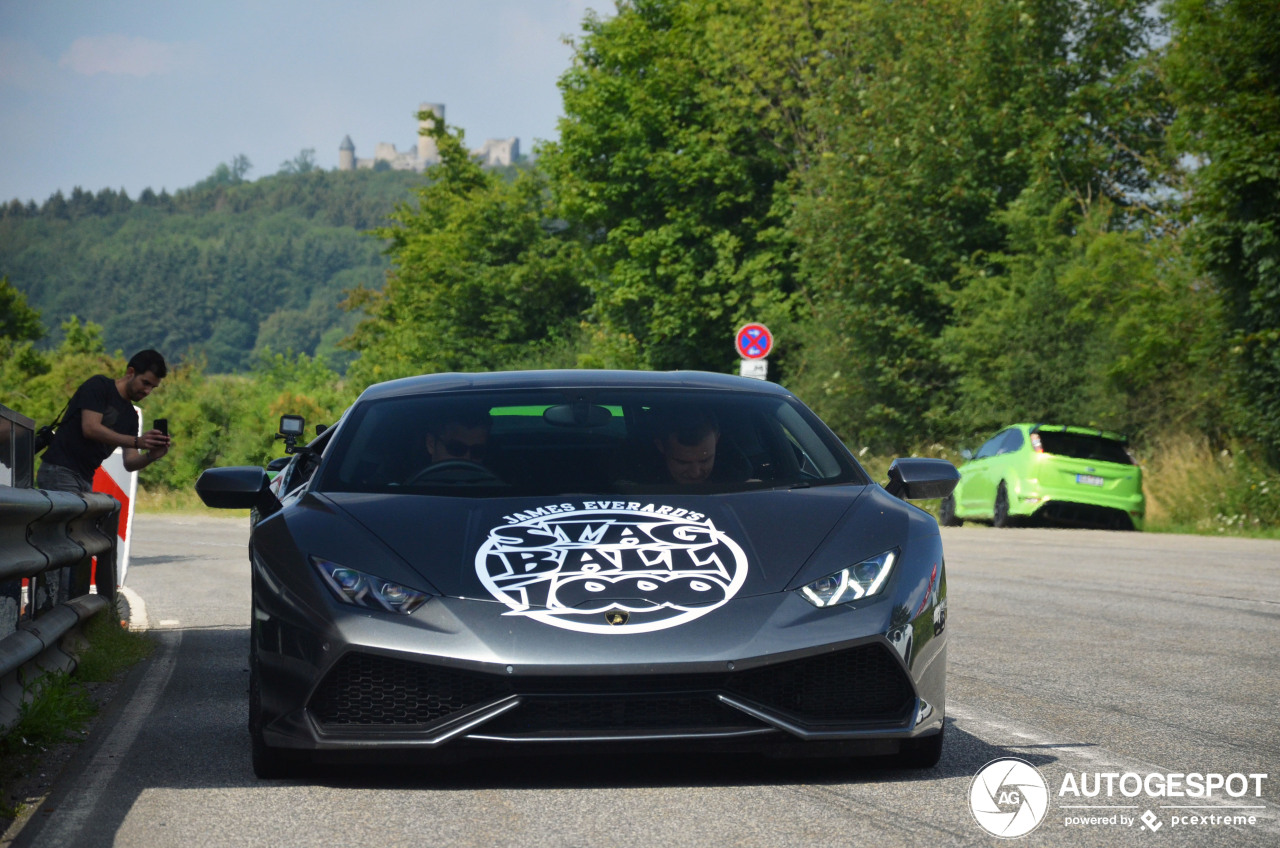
left=90, top=406, right=140, bottom=590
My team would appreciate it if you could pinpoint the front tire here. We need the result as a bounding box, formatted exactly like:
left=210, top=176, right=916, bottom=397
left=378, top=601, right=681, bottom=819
left=249, top=642, right=303, bottom=779
left=939, top=494, right=962, bottom=527
left=993, top=483, right=1012, bottom=528
left=897, top=727, right=944, bottom=769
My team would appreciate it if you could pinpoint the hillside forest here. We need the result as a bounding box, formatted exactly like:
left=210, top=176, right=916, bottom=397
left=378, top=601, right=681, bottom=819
left=1, top=0, right=1277, bottom=535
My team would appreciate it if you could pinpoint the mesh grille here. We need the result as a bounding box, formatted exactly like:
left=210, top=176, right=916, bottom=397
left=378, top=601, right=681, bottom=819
left=308, top=644, right=913, bottom=730
left=310, top=653, right=511, bottom=726
left=725, top=644, right=914, bottom=722
left=480, top=695, right=750, bottom=735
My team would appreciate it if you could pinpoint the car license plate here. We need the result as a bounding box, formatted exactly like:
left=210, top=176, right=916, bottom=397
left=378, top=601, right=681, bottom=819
left=1076, top=474, right=1104, bottom=487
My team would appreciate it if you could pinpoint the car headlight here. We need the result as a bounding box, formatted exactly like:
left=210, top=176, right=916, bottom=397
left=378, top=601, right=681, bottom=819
left=799, top=549, right=898, bottom=607
left=312, top=557, right=428, bottom=614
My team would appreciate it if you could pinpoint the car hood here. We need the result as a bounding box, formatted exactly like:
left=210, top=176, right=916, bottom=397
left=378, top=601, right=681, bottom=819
left=315, top=487, right=880, bottom=605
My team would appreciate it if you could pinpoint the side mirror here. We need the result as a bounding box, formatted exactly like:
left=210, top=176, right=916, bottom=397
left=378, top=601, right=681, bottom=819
left=195, top=467, right=281, bottom=517
left=884, top=457, right=960, bottom=500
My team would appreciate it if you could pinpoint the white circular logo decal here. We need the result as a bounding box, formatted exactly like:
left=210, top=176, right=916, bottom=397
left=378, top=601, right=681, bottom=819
left=475, top=503, right=749, bottom=634
left=969, top=758, right=1050, bottom=838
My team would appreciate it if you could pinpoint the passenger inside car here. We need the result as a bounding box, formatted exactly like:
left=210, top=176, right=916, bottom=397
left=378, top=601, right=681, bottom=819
left=650, top=406, right=752, bottom=485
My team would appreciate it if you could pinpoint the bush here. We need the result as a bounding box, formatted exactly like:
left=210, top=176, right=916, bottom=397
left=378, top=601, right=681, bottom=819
left=1139, top=434, right=1280, bottom=537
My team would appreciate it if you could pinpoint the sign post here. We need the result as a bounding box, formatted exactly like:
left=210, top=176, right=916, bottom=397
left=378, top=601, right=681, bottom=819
left=735, top=323, right=773, bottom=380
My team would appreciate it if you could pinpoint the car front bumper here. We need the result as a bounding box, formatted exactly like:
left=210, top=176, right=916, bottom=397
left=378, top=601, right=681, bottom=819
left=253, top=574, right=948, bottom=761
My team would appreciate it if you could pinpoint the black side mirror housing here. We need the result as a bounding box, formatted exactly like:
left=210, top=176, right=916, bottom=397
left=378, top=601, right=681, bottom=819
left=884, top=457, right=960, bottom=500
left=195, top=466, right=281, bottom=517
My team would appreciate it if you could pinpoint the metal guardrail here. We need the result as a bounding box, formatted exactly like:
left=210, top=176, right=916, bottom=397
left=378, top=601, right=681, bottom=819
left=1, top=403, right=120, bottom=734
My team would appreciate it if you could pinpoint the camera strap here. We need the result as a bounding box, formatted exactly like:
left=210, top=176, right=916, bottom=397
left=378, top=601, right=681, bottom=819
left=48, top=400, right=70, bottom=429
left=34, top=400, right=71, bottom=455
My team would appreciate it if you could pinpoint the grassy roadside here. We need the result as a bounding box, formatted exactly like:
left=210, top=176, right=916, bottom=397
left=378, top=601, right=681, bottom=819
left=849, top=433, right=1280, bottom=540
left=0, top=604, right=154, bottom=824
left=135, top=484, right=240, bottom=517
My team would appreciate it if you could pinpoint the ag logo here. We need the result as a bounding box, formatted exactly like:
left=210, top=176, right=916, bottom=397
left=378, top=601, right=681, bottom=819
left=476, top=505, right=748, bottom=634
left=969, top=758, right=1050, bottom=838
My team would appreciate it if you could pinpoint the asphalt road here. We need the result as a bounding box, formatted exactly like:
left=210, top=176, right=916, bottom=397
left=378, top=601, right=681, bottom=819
left=8, top=515, right=1279, bottom=847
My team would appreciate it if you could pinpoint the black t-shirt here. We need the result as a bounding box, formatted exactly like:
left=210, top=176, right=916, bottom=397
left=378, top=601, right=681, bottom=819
left=43, top=375, right=139, bottom=482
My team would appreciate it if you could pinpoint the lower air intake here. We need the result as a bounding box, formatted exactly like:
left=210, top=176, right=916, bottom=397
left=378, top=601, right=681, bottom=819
left=309, top=644, right=914, bottom=730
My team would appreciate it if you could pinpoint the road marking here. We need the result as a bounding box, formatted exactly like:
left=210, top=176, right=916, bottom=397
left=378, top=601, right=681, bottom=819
left=949, top=702, right=1280, bottom=837
left=30, top=630, right=182, bottom=848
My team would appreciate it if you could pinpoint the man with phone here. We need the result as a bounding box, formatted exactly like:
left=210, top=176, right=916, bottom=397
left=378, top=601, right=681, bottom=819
left=37, top=349, right=173, bottom=493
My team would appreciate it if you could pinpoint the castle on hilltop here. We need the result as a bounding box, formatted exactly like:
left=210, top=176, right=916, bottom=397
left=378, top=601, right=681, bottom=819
left=338, top=102, right=520, bottom=172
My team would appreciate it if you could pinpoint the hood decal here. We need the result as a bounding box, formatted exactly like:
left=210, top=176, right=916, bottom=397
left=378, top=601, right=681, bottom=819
left=475, top=502, right=748, bottom=634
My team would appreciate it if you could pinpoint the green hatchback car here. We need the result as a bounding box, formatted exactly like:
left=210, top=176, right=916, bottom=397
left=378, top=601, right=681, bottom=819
left=941, top=424, right=1145, bottom=530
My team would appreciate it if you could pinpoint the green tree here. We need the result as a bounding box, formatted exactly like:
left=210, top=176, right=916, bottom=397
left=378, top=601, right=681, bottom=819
left=1164, top=0, right=1280, bottom=461
left=0, top=277, right=49, bottom=415
left=0, top=168, right=405, bottom=373
left=194, top=154, right=253, bottom=190
left=279, top=149, right=318, bottom=175
left=541, top=0, right=798, bottom=372
left=0, top=275, right=43, bottom=343
left=788, top=0, right=1172, bottom=449
left=343, top=117, right=590, bottom=384
left=939, top=195, right=1227, bottom=441
left=4, top=317, right=119, bottom=428
left=231, top=154, right=253, bottom=182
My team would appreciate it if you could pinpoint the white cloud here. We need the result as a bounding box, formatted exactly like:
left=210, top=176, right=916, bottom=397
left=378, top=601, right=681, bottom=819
left=58, top=34, right=192, bottom=77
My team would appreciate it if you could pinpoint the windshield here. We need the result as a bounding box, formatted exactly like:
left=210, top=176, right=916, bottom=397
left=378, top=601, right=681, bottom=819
left=316, top=388, right=868, bottom=497
left=1038, top=432, right=1133, bottom=465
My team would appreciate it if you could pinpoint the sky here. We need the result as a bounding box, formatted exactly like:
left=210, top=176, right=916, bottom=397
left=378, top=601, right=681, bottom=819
left=0, top=0, right=607, bottom=204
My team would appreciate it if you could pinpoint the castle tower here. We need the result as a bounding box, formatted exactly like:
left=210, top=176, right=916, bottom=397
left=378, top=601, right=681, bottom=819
left=338, top=135, right=355, bottom=171
left=417, top=102, right=445, bottom=167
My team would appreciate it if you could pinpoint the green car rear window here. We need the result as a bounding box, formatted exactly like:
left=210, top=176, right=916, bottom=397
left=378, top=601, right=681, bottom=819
left=1038, top=432, right=1133, bottom=465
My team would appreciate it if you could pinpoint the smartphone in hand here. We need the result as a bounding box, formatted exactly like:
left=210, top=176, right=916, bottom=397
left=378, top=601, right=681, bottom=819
left=154, top=418, right=169, bottom=436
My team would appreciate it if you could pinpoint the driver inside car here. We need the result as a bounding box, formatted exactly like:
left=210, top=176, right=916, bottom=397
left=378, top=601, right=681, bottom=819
left=424, top=408, right=492, bottom=466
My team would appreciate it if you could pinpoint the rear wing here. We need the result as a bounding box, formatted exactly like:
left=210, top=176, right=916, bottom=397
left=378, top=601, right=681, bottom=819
left=1029, top=423, right=1128, bottom=445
